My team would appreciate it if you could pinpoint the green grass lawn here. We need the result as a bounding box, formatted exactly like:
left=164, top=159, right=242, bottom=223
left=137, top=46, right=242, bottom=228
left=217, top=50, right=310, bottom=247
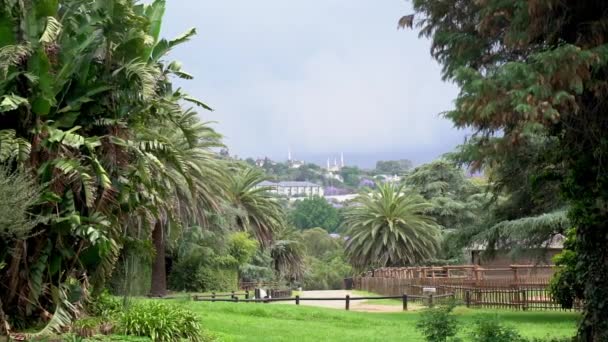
left=170, top=298, right=578, bottom=342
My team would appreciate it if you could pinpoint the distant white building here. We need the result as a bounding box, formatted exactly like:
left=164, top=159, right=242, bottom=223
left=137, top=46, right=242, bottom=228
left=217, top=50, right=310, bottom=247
left=326, top=153, right=345, bottom=172
left=257, top=181, right=324, bottom=197
left=376, top=174, right=402, bottom=183
left=287, top=147, right=305, bottom=169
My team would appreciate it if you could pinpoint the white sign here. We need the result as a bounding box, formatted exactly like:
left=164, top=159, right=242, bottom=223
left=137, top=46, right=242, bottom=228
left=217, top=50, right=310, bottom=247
left=423, top=287, right=437, bottom=294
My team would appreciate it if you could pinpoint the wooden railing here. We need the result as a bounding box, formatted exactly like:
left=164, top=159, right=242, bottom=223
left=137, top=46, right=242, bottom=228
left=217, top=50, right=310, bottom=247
left=192, top=293, right=455, bottom=311
left=367, top=264, right=555, bottom=286
left=354, top=264, right=581, bottom=312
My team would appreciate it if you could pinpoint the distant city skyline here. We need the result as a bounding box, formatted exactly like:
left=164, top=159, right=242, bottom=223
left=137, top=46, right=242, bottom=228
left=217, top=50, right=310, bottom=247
left=240, top=148, right=457, bottom=169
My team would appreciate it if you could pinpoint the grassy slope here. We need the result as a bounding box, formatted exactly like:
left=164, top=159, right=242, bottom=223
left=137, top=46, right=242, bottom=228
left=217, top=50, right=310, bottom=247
left=177, top=299, right=578, bottom=342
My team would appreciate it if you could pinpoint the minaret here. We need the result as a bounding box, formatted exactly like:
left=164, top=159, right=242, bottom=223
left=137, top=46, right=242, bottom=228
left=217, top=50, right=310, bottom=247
left=327, top=158, right=330, bottom=170
left=341, top=152, right=344, bottom=168
left=288, top=147, right=292, bottom=162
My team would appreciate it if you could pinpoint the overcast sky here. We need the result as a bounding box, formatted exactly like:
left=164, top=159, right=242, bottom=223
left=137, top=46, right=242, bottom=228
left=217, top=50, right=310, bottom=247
left=160, top=0, right=467, bottom=168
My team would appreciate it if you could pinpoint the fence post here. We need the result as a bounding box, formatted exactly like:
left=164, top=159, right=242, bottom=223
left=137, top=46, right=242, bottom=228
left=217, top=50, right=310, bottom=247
left=521, top=290, right=528, bottom=311
left=402, top=294, right=408, bottom=311
left=428, top=294, right=434, bottom=308
left=211, top=292, right=215, bottom=302
left=245, top=290, right=249, bottom=300
left=234, top=295, right=239, bottom=303
left=465, top=290, right=471, bottom=308
left=345, top=295, right=350, bottom=311
left=231, top=290, right=235, bottom=300
left=295, top=295, right=300, bottom=305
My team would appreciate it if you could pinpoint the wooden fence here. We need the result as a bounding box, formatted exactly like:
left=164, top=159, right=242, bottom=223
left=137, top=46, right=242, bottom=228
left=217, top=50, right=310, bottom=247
left=353, top=264, right=582, bottom=311
left=367, top=265, right=555, bottom=287
left=193, top=293, right=455, bottom=311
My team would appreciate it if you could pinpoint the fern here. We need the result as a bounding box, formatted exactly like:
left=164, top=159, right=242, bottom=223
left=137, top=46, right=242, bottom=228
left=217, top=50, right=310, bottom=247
left=0, top=129, right=31, bottom=163
left=121, top=59, right=160, bottom=100
left=0, top=44, right=31, bottom=77
left=28, top=242, right=53, bottom=307
left=0, top=94, right=29, bottom=112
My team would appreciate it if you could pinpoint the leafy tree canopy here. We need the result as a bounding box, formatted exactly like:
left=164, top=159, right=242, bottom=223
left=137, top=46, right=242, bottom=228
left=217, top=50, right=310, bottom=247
left=289, top=196, right=341, bottom=232
left=375, top=159, right=413, bottom=175
left=406, top=0, right=608, bottom=338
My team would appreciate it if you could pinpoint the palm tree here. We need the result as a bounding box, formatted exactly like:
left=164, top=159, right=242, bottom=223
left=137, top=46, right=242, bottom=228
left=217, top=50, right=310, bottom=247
left=139, top=115, right=228, bottom=297
left=343, top=183, right=441, bottom=269
left=228, top=167, right=285, bottom=247
left=270, top=227, right=305, bottom=281
left=0, top=0, right=227, bottom=327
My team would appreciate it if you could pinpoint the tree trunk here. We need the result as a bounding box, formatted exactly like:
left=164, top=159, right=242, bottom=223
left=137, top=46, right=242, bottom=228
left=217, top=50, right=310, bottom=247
left=575, top=216, right=608, bottom=341
left=150, top=221, right=166, bottom=297
left=564, top=126, right=608, bottom=341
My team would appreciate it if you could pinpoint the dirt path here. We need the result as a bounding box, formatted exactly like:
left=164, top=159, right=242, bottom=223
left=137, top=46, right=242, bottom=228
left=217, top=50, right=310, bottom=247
left=274, top=290, right=404, bottom=313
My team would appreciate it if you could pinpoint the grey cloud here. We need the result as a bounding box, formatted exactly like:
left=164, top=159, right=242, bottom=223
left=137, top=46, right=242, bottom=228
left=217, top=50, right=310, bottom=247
left=160, top=0, right=468, bottom=166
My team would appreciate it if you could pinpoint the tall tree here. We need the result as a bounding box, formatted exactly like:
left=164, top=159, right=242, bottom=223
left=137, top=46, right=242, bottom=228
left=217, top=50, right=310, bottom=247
left=404, top=160, right=486, bottom=231
left=289, top=196, right=341, bottom=232
left=404, top=1, right=608, bottom=339
left=375, top=159, right=413, bottom=175
left=0, top=0, right=224, bottom=329
left=228, top=166, right=285, bottom=247
left=342, top=183, right=440, bottom=269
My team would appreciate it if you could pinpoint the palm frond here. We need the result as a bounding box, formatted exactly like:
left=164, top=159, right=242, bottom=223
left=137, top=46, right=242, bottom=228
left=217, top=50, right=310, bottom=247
left=39, top=16, right=63, bottom=44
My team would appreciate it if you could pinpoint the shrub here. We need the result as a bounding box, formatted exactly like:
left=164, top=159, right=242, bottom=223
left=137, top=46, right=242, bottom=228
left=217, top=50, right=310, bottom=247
left=87, top=290, right=122, bottom=317
left=117, top=301, right=202, bottom=341
left=468, top=316, right=526, bottom=342
left=72, top=317, right=100, bottom=338
left=169, top=258, right=238, bottom=292
left=416, top=304, right=461, bottom=342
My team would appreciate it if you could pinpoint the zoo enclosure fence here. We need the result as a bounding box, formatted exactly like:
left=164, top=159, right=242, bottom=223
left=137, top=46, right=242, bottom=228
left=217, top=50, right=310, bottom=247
left=354, top=264, right=582, bottom=311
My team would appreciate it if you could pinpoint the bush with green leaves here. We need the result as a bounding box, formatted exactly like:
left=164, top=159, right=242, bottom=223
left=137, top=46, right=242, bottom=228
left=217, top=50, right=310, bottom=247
left=72, top=317, right=101, bottom=338
left=117, top=301, right=202, bottom=342
left=169, top=230, right=257, bottom=292
left=87, top=290, right=122, bottom=317
left=468, top=316, right=526, bottom=342
left=416, top=304, right=461, bottom=342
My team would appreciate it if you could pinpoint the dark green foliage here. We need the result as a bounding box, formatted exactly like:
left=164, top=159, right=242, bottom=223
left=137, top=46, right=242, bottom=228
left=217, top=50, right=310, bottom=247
left=343, top=183, right=441, bottom=268
left=339, top=166, right=362, bottom=188
left=0, top=0, right=230, bottom=331
left=193, top=268, right=238, bottom=292
left=168, top=231, right=251, bottom=292
left=468, top=316, right=526, bottom=342
left=302, top=253, right=352, bottom=290
left=404, top=160, right=488, bottom=232
left=549, top=229, right=581, bottom=310
left=375, top=159, right=413, bottom=175
left=227, top=232, right=258, bottom=265
left=270, top=227, right=305, bottom=281
left=407, top=0, right=608, bottom=338
left=290, top=196, right=341, bottom=232
left=86, top=291, right=121, bottom=318
left=298, top=228, right=351, bottom=289
left=300, top=228, right=341, bottom=259
left=117, top=302, right=202, bottom=342
left=73, top=317, right=101, bottom=338
left=416, top=304, right=461, bottom=342
left=239, top=249, right=275, bottom=283
left=0, top=166, right=43, bottom=239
